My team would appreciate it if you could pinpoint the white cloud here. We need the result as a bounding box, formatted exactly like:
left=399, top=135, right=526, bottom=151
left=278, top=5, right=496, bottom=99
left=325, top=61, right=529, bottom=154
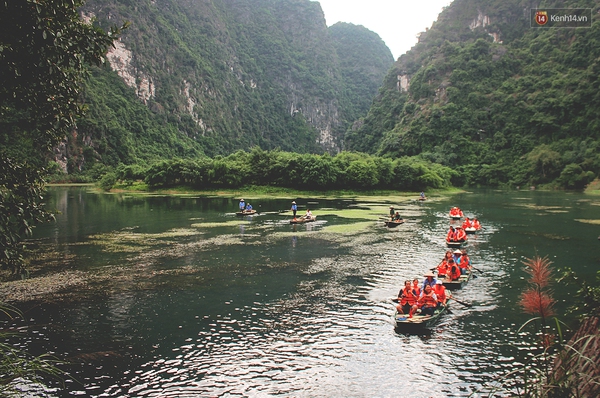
left=316, top=0, right=453, bottom=59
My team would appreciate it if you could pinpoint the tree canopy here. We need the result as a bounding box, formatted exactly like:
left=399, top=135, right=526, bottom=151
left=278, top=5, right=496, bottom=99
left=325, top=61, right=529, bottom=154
left=347, top=0, right=600, bottom=189
left=0, top=0, right=123, bottom=273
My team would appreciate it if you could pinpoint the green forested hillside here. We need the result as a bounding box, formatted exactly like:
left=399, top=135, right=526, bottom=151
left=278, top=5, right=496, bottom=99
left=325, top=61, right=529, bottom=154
left=329, top=22, right=395, bottom=131
left=349, top=0, right=600, bottom=188
left=60, top=0, right=393, bottom=173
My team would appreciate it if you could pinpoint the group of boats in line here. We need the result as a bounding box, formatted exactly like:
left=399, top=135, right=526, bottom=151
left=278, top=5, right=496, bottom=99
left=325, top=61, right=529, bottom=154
left=393, top=205, right=482, bottom=333
left=236, top=197, right=481, bottom=332
left=235, top=199, right=318, bottom=224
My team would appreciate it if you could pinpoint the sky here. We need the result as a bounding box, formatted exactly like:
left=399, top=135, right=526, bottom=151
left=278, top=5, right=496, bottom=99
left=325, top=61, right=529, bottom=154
left=316, top=0, right=453, bottom=59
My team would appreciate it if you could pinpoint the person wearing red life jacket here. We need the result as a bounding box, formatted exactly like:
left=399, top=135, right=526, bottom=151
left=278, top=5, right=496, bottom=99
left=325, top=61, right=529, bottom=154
left=472, top=218, right=481, bottom=230
left=396, top=280, right=418, bottom=314
left=448, top=259, right=461, bottom=281
left=462, top=217, right=472, bottom=229
left=437, top=259, right=450, bottom=277
left=413, top=284, right=438, bottom=317
left=447, top=226, right=457, bottom=242
left=444, top=250, right=453, bottom=261
left=455, top=226, right=467, bottom=241
left=412, top=279, right=421, bottom=298
left=457, top=250, right=472, bottom=275
left=432, top=280, right=447, bottom=307
left=437, top=250, right=453, bottom=276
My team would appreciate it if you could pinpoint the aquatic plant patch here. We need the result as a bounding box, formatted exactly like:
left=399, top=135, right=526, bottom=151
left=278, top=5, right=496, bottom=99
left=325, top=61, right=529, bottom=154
left=574, top=219, right=600, bottom=225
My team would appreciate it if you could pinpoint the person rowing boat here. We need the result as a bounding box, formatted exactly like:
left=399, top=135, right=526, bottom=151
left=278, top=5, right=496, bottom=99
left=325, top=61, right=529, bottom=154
left=395, top=280, right=418, bottom=316
left=432, top=280, right=448, bottom=307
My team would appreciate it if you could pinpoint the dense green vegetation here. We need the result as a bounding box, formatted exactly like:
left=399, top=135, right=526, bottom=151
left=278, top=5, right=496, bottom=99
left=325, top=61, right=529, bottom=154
left=329, top=22, right=395, bottom=129
left=348, top=0, right=600, bottom=189
left=100, top=148, right=455, bottom=192
left=53, top=0, right=600, bottom=190
left=1, top=0, right=123, bottom=274
left=61, top=0, right=393, bottom=171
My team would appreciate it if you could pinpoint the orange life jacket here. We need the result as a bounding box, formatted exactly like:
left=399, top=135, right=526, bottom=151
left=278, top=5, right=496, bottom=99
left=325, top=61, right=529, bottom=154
left=399, top=287, right=417, bottom=306
left=449, top=265, right=461, bottom=281
left=433, top=285, right=446, bottom=302
left=447, top=229, right=456, bottom=241
left=437, top=260, right=449, bottom=276
left=412, top=284, right=421, bottom=297
left=462, top=219, right=472, bottom=229
left=473, top=220, right=481, bottom=229
left=456, top=229, right=466, bottom=241
left=418, top=291, right=437, bottom=308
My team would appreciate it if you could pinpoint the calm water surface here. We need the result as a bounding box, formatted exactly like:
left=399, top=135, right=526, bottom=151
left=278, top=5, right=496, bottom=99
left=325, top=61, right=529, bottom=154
left=5, top=187, right=600, bottom=397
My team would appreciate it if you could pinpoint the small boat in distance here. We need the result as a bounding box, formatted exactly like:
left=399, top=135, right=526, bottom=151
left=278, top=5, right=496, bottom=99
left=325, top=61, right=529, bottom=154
left=384, top=219, right=405, bottom=227
left=449, top=206, right=464, bottom=219
left=446, top=239, right=466, bottom=248
left=236, top=210, right=257, bottom=216
left=439, top=269, right=472, bottom=290
left=290, top=216, right=317, bottom=224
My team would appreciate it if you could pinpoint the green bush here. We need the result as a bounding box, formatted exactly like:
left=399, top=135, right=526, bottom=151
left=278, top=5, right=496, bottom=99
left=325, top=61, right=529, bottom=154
left=99, top=172, right=117, bottom=191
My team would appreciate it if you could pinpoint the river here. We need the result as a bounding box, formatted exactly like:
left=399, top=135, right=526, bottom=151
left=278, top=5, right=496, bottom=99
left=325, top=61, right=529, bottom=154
left=3, top=187, right=599, bottom=397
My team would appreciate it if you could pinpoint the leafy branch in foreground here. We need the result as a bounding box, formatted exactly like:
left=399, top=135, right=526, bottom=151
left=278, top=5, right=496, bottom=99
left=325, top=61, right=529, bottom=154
left=0, top=0, right=124, bottom=276
left=0, top=158, right=54, bottom=276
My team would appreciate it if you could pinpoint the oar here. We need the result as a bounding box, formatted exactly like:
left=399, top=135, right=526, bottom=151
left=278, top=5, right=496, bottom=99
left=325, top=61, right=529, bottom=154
left=430, top=259, right=445, bottom=272
left=448, top=296, right=472, bottom=308
left=472, top=267, right=485, bottom=275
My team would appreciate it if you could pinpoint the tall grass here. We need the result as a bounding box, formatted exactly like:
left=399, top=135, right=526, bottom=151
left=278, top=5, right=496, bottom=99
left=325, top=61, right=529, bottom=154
left=0, top=303, right=65, bottom=395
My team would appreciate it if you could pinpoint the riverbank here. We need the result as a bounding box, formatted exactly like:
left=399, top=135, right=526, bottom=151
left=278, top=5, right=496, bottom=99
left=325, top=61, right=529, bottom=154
left=92, top=180, right=463, bottom=201
left=584, top=178, right=600, bottom=195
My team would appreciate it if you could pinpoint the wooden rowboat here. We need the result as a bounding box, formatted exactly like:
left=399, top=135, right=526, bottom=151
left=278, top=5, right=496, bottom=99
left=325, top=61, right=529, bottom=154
left=465, top=226, right=478, bottom=234
left=449, top=214, right=462, bottom=220
left=236, top=210, right=257, bottom=216
left=290, top=215, right=317, bottom=224
left=384, top=219, right=405, bottom=227
left=394, top=304, right=448, bottom=332
left=446, top=239, right=466, bottom=248
left=439, top=269, right=472, bottom=290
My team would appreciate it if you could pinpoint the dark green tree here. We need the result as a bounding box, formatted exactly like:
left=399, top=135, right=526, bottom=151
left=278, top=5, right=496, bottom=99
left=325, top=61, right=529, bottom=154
left=0, top=0, right=124, bottom=274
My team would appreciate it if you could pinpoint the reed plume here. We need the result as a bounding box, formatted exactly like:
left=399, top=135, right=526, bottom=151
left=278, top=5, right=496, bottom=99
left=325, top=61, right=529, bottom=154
left=519, top=256, right=555, bottom=318
left=522, top=255, right=553, bottom=288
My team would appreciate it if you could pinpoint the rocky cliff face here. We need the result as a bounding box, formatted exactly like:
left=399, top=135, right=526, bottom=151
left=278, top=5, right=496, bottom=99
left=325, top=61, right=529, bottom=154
left=74, top=0, right=392, bottom=160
